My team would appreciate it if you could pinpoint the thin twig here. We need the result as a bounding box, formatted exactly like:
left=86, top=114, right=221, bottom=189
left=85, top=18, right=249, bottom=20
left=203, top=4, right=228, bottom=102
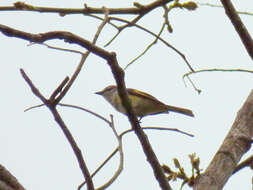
left=39, top=43, right=84, bottom=55
left=124, top=22, right=166, bottom=70
left=183, top=68, right=253, bottom=93
left=20, top=69, right=95, bottom=190
left=185, top=75, right=201, bottom=94
left=58, top=102, right=193, bottom=189
left=55, top=7, right=110, bottom=104
left=183, top=68, right=253, bottom=79
left=78, top=125, right=194, bottom=189
left=197, top=2, right=253, bottom=16
left=96, top=115, right=124, bottom=190
left=109, top=16, right=195, bottom=72
left=78, top=149, right=118, bottom=190
left=25, top=102, right=112, bottom=126
left=162, top=5, right=173, bottom=33
left=24, top=103, right=45, bottom=112
left=0, top=17, right=174, bottom=190
left=20, top=69, right=48, bottom=104
left=58, top=102, right=195, bottom=138
left=78, top=114, right=123, bottom=190
left=121, top=127, right=194, bottom=138
left=104, top=29, right=122, bottom=47
left=105, top=14, right=144, bottom=47
left=86, top=126, right=193, bottom=187
left=62, top=101, right=193, bottom=190
left=50, top=76, right=69, bottom=101
left=59, top=103, right=111, bottom=125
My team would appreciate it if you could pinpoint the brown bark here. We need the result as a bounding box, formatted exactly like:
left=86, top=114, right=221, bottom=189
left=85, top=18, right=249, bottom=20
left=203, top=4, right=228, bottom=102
left=194, top=90, right=253, bottom=190
left=0, top=164, right=25, bottom=190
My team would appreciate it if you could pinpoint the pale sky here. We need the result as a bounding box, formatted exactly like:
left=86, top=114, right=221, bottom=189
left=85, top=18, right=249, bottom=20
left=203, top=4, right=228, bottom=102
left=0, top=0, right=253, bottom=190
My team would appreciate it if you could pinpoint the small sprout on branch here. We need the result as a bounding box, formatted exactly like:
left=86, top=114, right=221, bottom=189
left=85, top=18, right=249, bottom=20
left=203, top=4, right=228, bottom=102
left=181, top=1, right=198, bottom=11
left=162, top=165, right=173, bottom=174
left=162, top=5, right=173, bottom=33
left=162, top=153, right=201, bottom=189
left=14, top=1, right=35, bottom=10
left=173, top=158, right=181, bottom=169
left=59, top=12, right=66, bottom=17
left=189, top=153, right=200, bottom=175
left=169, top=1, right=198, bottom=11
left=133, top=2, right=144, bottom=9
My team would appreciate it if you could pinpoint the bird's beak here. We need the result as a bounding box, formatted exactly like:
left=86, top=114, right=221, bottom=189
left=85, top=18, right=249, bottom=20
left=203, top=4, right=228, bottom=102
left=95, top=90, right=103, bottom=95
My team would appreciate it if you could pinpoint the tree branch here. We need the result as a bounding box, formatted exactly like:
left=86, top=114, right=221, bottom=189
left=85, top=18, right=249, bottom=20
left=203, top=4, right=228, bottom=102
left=0, top=164, right=25, bottom=190
left=183, top=68, right=253, bottom=79
left=20, top=70, right=95, bottom=190
left=105, top=53, right=173, bottom=190
left=0, top=24, right=112, bottom=60
left=220, top=0, right=253, bottom=59
left=233, top=154, right=253, bottom=174
left=0, top=0, right=173, bottom=15
left=194, top=89, right=253, bottom=190
left=0, top=25, right=171, bottom=190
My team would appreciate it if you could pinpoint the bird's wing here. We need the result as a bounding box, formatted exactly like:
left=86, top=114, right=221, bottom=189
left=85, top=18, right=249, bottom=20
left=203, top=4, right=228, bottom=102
left=127, top=88, right=165, bottom=105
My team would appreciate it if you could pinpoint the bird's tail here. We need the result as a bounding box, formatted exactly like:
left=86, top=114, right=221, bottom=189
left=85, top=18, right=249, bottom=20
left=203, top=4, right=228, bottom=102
left=166, top=105, right=194, bottom=117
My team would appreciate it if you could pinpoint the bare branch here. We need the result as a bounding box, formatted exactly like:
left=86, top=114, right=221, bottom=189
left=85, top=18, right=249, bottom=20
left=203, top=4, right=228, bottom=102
left=58, top=103, right=111, bottom=125
left=50, top=76, right=69, bottom=101
left=121, top=126, right=194, bottom=138
left=220, top=0, right=253, bottom=59
left=183, top=68, right=253, bottom=79
left=78, top=125, right=193, bottom=189
left=55, top=7, right=109, bottom=105
left=183, top=68, right=253, bottom=93
left=124, top=22, right=166, bottom=70
left=20, top=69, right=48, bottom=104
left=39, top=43, right=84, bottom=55
left=58, top=102, right=195, bottom=138
left=106, top=55, right=173, bottom=190
left=0, top=24, right=112, bottom=60
left=75, top=112, right=123, bottom=190
left=0, top=164, right=25, bottom=190
left=184, top=75, right=201, bottom=94
left=198, top=2, right=253, bottom=16
left=0, top=23, right=172, bottom=190
left=96, top=115, right=124, bottom=190
left=24, top=104, right=44, bottom=112
left=20, top=70, right=95, bottom=190
left=0, top=0, right=174, bottom=15
left=58, top=103, right=193, bottom=190
left=162, top=5, right=173, bottom=33
left=109, top=17, right=195, bottom=72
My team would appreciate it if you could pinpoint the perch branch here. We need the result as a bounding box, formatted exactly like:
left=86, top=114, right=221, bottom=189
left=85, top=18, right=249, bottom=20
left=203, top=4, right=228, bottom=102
left=0, top=24, right=171, bottom=190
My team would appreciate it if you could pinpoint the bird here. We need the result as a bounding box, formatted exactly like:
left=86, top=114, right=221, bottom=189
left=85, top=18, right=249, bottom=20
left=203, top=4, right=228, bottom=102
left=95, top=85, right=194, bottom=118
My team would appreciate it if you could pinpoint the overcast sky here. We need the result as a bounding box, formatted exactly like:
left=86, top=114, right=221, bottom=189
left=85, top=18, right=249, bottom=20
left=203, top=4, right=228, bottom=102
left=0, top=0, right=253, bottom=190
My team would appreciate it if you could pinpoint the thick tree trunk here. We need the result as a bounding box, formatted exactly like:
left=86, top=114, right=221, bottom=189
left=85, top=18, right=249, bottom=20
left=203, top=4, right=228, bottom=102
left=193, top=90, right=253, bottom=190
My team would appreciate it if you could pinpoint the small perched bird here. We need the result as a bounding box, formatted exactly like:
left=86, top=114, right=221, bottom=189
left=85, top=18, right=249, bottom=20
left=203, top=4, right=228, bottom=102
left=95, top=85, right=194, bottom=118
